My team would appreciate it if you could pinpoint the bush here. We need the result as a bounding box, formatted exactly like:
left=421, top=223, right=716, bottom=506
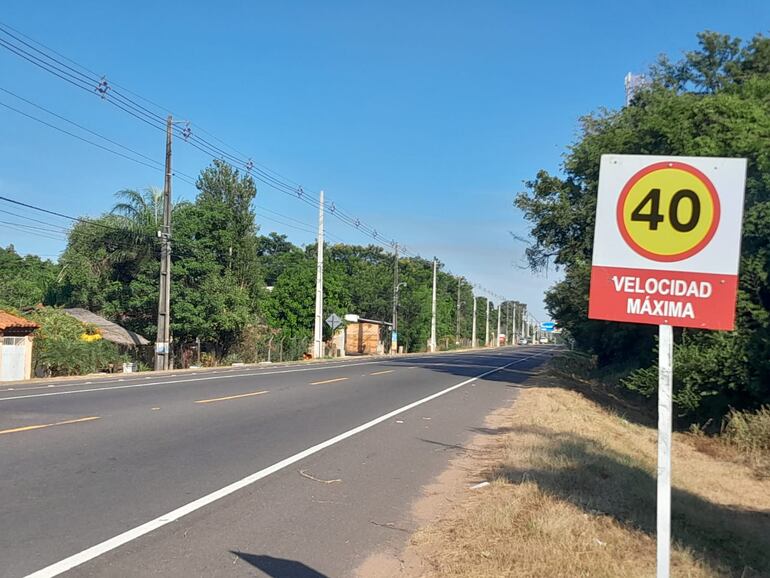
left=27, top=307, right=126, bottom=376
left=622, top=331, right=750, bottom=423
left=35, top=337, right=124, bottom=376
left=723, top=406, right=770, bottom=457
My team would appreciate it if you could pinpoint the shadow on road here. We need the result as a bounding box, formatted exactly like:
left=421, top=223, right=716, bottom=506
left=386, top=347, right=555, bottom=382
left=392, top=348, right=661, bottom=429
left=231, top=551, right=328, bottom=578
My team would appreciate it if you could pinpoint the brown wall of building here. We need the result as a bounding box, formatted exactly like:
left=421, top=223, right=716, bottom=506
left=344, top=322, right=382, bottom=355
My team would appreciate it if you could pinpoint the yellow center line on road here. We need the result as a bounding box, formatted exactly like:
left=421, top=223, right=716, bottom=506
left=194, top=390, right=269, bottom=404
left=369, top=370, right=395, bottom=376
left=310, top=377, right=349, bottom=385
left=0, top=416, right=101, bottom=436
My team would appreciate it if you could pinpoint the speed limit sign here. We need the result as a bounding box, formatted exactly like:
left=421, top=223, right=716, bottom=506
left=589, top=154, right=746, bottom=330
left=589, top=154, right=747, bottom=578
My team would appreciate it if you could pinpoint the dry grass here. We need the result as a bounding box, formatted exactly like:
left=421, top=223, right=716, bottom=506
left=722, top=406, right=770, bottom=475
left=410, top=371, right=770, bottom=578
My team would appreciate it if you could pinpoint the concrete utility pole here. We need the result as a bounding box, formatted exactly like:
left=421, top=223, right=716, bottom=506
left=471, top=295, right=477, bottom=348
left=496, top=304, right=501, bottom=347
left=430, top=258, right=437, bottom=352
left=512, top=303, right=517, bottom=345
left=313, top=190, right=325, bottom=358
left=455, top=277, right=462, bottom=345
left=392, top=243, right=399, bottom=353
left=154, top=115, right=173, bottom=371
left=485, top=298, right=490, bottom=347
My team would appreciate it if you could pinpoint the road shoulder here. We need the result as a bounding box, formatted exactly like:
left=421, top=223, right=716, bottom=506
left=360, top=365, right=770, bottom=577
left=355, top=371, right=525, bottom=577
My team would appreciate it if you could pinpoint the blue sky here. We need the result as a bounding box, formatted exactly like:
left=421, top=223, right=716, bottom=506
left=1, top=1, right=768, bottom=320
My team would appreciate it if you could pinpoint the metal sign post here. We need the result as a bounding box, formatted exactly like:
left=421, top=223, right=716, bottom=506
left=657, top=323, right=673, bottom=578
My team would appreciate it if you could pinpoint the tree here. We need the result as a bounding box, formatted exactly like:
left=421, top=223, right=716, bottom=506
left=0, top=245, right=59, bottom=309
left=194, top=159, right=262, bottom=300
left=515, top=31, right=770, bottom=422
left=262, top=252, right=349, bottom=340
left=257, top=233, right=305, bottom=287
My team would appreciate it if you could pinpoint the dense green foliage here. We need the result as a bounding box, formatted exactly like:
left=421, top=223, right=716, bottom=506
left=0, top=246, right=59, bottom=308
left=2, top=160, right=504, bottom=370
left=26, top=307, right=124, bottom=377
left=515, top=31, right=770, bottom=423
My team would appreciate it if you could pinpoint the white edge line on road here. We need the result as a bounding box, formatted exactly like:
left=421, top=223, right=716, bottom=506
left=0, top=347, right=549, bottom=402
left=0, top=345, right=530, bottom=396
left=0, top=361, right=387, bottom=402
left=24, top=352, right=541, bottom=578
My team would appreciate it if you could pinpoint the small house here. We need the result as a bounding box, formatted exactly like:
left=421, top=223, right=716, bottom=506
left=0, top=311, right=39, bottom=381
left=344, top=318, right=391, bottom=355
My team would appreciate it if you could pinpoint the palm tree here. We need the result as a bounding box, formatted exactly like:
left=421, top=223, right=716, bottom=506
left=111, top=188, right=164, bottom=234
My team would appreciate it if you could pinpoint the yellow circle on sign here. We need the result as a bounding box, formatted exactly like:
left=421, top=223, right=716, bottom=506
left=616, top=162, right=720, bottom=262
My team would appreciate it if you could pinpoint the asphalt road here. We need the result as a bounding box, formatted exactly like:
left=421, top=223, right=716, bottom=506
left=0, top=346, right=556, bottom=578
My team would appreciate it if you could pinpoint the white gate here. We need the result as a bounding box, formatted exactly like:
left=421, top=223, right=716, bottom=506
left=1, top=337, right=26, bottom=381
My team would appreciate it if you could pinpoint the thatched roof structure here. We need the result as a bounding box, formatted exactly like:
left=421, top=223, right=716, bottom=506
left=63, top=308, right=150, bottom=347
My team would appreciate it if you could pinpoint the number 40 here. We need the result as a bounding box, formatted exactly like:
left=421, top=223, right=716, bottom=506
left=630, top=188, right=701, bottom=232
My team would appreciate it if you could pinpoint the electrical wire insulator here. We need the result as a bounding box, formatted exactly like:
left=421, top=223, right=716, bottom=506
left=95, top=77, right=110, bottom=99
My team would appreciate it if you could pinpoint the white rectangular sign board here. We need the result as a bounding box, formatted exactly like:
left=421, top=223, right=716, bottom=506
left=589, top=154, right=746, bottom=329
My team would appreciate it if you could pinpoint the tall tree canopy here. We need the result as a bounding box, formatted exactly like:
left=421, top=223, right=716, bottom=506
left=515, top=31, right=770, bottom=422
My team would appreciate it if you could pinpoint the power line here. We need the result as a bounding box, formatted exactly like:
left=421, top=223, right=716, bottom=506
left=0, top=22, right=511, bottom=298
left=0, top=207, right=70, bottom=230
left=3, top=87, right=156, bottom=171
left=0, top=100, right=170, bottom=175
left=0, top=89, right=198, bottom=187
left=0, top=24, right=414, bottom=258
left=0, top=221, right=68, bottom=241
left=0, top=194, right=155, bottom=240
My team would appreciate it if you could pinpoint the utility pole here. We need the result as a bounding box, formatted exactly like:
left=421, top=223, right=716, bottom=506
left=392, top=243, right=398, bottom=354
left=496, top=304, right=501, bottom=347
left=471, top=295, right=477, bottom=348
left=455, top=277, right=462, bottom=345
left=313, top=190, right=325, bottom=358
left=509, top=302, right=514, bottom=345
left=485, top=298, right=490, bottom=347
left=512, top=303, right=517, bottom=345
left=154, top=115, right=173, bottom=371
left=430, top=258, right=437, bottom=352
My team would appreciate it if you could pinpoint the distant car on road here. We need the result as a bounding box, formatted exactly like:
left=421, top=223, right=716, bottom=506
left=518, top=338, right=528, bottom=345
left=539, top=337, right=549, bottom=344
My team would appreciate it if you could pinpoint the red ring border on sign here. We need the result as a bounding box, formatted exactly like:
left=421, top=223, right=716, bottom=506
left=615, top=161, right=721, bottom=262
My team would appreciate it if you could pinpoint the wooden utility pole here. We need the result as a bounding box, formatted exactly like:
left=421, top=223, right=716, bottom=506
left=154, top=115, right=173, bottom=371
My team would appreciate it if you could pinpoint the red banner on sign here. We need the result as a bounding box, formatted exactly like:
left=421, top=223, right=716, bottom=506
left=588, top=265, right=738, bottom=330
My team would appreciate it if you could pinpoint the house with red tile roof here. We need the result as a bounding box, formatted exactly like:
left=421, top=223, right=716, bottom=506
left=0, top=311, right=38, bottom=381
